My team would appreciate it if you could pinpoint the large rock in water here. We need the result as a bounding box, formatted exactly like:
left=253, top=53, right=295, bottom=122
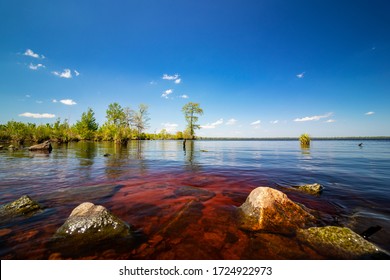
left=0, top=195, right=42, bottom=219
left=297, top=226, right=390, bottom=259
left=238, top=187, right=315, bottom=234
left=53, top=202, right=133, bottom=245
left=29, top=140, right=52, bottom=152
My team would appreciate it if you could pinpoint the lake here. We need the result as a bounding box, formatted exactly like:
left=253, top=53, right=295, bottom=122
left=0, top=140, right=389, bottom=259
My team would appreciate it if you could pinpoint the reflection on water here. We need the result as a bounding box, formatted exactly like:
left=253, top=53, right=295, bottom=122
left=0, top=140, right=389, bottom=259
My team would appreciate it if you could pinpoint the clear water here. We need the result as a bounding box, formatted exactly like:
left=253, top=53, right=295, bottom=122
left=0, top=140, right=389, bottom=259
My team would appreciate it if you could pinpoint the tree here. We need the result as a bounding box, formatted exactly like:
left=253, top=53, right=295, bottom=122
left=132, top=104, right=150, bottom=139
left=75, top=108, right=99, bottom=140
left=182, top=102, right=203, bottom=139
left=106, top=103, right=127, bottom=127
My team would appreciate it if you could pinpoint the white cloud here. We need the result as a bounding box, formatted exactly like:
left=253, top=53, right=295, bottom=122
left=24, top=49, right=44, bottom=59
left=294, top=112, right=332, bottom=122
left=365, top=111, right=375, bottom=115
left=296, top=72, right=305, bottom=79
left=180, top=94, right=189, bottom=99
left=325, top=119, right=336, bottom=123
left=52, top=99, right=58, bottom=103
left=161, top=89, right=173, bottom=99
left=19, top=112, right=55, bottom=119
left=226, top=118, right=237, bottom=125
left=201, top=118, right=224, bottom=129
left=74, top=70, right=80, bottom=76
left=29, top=63, right=45, bottom=70
left=161, top=122, right=179, bottom=133
left=270, top=120, right=279, bottom=124
left=52, top=69, right=72, bottom=79
left=162, top=74, right=179, bottom=80
left=162, top=73, right=181, bottom=84
left=250, top=120, right=261, bottom=125
left=60, top=99, right=77, bottom=105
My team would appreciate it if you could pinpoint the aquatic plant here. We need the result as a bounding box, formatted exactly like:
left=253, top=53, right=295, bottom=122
left=299, top=133, right=311, bottom=147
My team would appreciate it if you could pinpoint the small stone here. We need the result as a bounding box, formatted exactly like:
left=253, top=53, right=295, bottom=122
left=293, top=183, right=323, bottom=195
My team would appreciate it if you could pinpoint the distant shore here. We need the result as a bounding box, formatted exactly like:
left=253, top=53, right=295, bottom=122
left=198, top=136, right=390, bottom=141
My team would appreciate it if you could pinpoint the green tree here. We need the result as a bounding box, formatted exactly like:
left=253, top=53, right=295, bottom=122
left=182, top=102, right=203, bottom=139
left=75, top=108, right=99, bottom=140
left=106, top=102, right=127, bottom=127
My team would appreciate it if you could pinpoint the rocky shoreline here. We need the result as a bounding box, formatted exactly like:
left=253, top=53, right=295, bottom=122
left=1, top=184, right=388, bottom=260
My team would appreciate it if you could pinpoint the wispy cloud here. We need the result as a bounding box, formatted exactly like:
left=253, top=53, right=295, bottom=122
left=179, top=94, right=189, bottom=99
left=36, top=100, right=43, bottom=104
left=60, top=99, right=77, bottom=105
left=294, top=112, right=332, bottom=122
left=52, top=69, right=72, bottom=79
left=19, top=112, right=55, bottom=118
left=28, top=63, right=45, bottom=70
left=250, top=120, right=261, bottom=125
left=296, top=72, right=305, bottom=79
left=23, top=49, right=44, bottom=59
left=365, top=111, right=375, bottom=115
left=226, top=118, right=237, bottom=125
left=325, top=119, right=336, bottom=123
left=161, top=122, right=179, bottom=133
left=25, top=94, right=31, bottom=98
left=201, top=119, right=224, bottom=129
left=162, top=74, right=179, bottom=80
left=74, top=70, right=80, bottom=76
left=161, top=89, right=173, bottom=99
left=52, top=99, right=58, bottom=103
left=270, top=120, right=279, bottom=124
left=162, top=73, right=181, bottom=84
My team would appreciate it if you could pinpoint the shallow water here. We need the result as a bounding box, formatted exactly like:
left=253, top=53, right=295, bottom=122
left=0, top=140, right=389, bottom=259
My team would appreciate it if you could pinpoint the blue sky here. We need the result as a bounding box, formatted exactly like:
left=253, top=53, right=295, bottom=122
left=1, top=0, right=389, bottom=137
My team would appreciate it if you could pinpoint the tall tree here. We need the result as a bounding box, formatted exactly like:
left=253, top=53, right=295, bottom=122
left=106, top=102, right=127, bottom=127
left=75, top=108, right=99, bottom=140
left=132, top=104, right=150, bottom=139
left=182, top=102, right=203, bottom=139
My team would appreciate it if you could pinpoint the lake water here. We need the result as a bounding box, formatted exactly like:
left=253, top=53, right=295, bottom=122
left=0, top=140, right=389, bottom=259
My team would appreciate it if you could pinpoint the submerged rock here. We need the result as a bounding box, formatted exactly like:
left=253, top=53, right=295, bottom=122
left=293, top=183, right=323, bottom=195
left=297, top=226, right=389, bottom=259
left=53, top=202, right=133, bottom=245
left=28, top=140, right=52, bottom=152
left=174, top=186, right=216, bottom=202
left=0, top=195, right=42, bottom=219
left=238, top=187, right=315, bottom=234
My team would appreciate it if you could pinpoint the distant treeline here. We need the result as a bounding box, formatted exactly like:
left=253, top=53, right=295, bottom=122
left=0, top=103, right=186, bottom=144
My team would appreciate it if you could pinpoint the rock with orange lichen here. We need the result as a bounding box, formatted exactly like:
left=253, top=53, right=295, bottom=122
left=238, top=187, right=316, bottom=234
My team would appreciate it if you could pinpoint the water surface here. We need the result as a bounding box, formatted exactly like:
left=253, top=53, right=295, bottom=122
left=0, top=140, right=389, bottom=259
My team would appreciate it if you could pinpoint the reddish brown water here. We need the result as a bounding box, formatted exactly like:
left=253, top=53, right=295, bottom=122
left=1, top=140, right=389, bottom=259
